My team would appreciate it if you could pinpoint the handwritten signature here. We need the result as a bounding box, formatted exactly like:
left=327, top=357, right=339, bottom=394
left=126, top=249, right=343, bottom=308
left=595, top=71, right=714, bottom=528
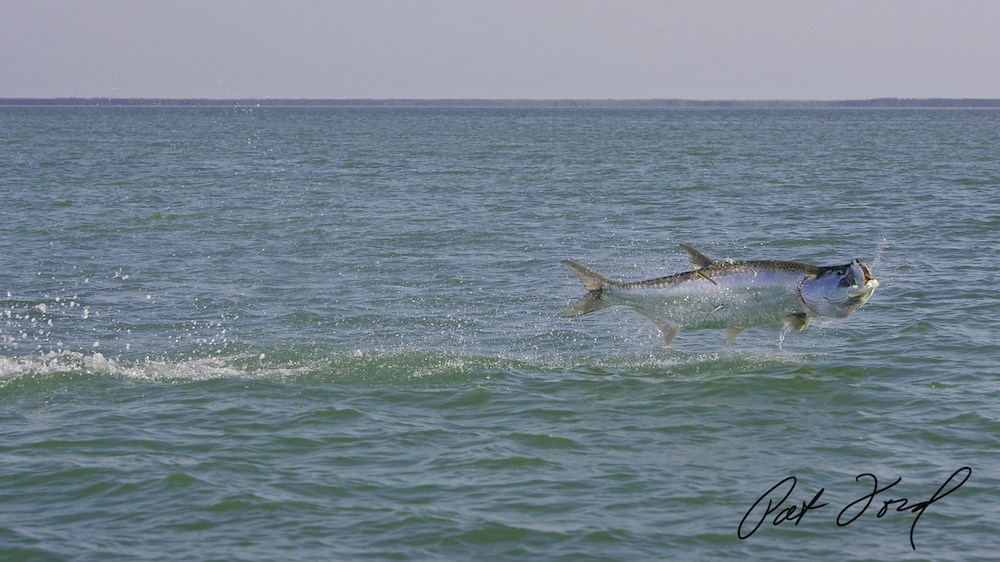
left=738, top=467, right=971, bottom=550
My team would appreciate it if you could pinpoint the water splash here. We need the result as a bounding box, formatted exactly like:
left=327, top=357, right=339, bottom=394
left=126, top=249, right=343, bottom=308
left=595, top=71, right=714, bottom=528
left=871, top=237, right=890, bottom=273
left=1, top=344, right=822, bottom=391
left=0, top=350, right=259, bottom=388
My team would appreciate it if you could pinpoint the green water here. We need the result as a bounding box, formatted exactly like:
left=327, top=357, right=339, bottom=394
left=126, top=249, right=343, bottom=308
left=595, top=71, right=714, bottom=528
left=2, top=107, right=998, bottom=560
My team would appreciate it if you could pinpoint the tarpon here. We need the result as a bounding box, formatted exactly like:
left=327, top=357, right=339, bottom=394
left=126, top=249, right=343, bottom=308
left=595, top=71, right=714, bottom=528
left=560, top=244, right=879, bottom=346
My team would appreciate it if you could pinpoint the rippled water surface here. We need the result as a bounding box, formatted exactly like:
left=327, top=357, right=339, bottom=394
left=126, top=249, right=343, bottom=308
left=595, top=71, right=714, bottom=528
left=2, top=107, right=999, bottom=560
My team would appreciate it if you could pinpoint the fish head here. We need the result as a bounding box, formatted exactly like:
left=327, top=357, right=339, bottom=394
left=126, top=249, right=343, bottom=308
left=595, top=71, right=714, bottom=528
left=800, top=260, right=879, bottom=317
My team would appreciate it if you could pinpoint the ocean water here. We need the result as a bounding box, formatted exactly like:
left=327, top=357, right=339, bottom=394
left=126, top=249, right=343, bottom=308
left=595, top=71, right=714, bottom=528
left=1, top=106, right=998, bottom=561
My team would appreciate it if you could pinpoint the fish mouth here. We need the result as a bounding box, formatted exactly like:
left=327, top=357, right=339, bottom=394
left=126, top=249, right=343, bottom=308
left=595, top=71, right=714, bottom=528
left=846, top=261, right=879, bottom=298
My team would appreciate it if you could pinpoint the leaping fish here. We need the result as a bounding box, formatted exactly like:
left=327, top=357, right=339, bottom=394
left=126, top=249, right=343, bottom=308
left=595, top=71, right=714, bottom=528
left=560, top=244, right=879, bottom=347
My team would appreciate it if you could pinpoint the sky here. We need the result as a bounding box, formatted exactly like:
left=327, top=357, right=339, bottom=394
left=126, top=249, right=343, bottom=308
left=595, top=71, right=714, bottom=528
left=2, top=0, right=998, bottom=100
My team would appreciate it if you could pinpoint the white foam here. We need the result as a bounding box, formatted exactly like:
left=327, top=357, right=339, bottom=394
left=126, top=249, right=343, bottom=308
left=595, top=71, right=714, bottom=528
left=0, top=350, right=295, bottom=387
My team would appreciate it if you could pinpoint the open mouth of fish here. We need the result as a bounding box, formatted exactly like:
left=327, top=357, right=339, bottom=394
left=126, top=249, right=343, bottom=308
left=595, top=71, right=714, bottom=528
left=846, top=261, right=880, bottom=298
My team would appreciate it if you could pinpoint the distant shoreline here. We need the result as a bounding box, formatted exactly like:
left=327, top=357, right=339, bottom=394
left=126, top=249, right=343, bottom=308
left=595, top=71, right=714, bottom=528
left=2, top=97, right=1000, bottom=108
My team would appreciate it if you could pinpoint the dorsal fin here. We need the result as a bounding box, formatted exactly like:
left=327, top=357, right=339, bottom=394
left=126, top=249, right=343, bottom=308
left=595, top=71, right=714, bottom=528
left=679, top=244, right=714, bottom=269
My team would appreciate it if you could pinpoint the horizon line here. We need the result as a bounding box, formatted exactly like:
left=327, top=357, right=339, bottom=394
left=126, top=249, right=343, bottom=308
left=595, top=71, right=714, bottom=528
left=2, top=96, right=1000, bottom=108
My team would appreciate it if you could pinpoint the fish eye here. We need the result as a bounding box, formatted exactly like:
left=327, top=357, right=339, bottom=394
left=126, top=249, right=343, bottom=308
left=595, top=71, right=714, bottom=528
left=834, top=268, right=845, bottom=276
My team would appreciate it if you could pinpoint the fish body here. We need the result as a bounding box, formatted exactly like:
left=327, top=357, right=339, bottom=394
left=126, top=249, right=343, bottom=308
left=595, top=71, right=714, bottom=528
left=560, top=244, right=879, bottom=346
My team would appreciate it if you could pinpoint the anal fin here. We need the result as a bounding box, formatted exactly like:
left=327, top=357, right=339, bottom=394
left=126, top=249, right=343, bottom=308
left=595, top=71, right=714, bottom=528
left=655, top=320, right=680, bottom=348
left=636, top=311, right=680, bottom=347
left=725, top=327, right=745, bottom=344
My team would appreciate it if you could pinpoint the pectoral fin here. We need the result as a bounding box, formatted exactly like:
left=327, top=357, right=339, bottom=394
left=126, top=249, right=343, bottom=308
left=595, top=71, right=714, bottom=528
left=725, top=327, right=745, bottom=344
left=783, top=312, right=810, bottom=332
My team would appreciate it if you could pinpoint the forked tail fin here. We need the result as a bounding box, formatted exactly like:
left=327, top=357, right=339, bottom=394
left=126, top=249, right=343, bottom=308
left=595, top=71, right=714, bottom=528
left=559, top=260, right=614, bottom=317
